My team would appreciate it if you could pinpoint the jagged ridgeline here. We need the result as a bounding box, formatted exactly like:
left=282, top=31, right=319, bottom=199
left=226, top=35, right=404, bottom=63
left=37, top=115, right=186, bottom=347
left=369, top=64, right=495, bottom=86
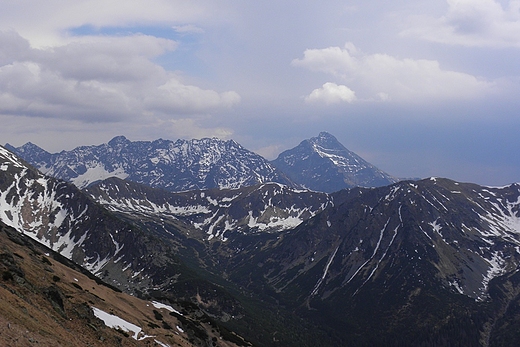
left=7, top=132, right=397, bottom=193
left=4, top=140, right=520, bottom=346
left=5, top=136, right=296, bottom=191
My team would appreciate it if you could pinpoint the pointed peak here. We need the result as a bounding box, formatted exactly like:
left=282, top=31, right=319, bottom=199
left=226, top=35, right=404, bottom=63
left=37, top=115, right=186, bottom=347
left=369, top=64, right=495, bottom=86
left=317, top=131, right=336, bottom=139
left=308, top=132, right=344, bottom=150
left=7, top=141, right=49, bottom=155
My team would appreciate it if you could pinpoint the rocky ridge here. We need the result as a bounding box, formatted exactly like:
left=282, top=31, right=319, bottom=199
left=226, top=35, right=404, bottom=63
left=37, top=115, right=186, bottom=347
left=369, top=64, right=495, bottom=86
left=6, top=136, right=294, bottom=191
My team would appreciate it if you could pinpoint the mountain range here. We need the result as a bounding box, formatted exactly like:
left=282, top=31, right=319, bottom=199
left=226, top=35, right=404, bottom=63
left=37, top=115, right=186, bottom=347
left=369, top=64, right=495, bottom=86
left=6, top=132, right=396, bottom=193
left=2, top=134, right=520, bottom=346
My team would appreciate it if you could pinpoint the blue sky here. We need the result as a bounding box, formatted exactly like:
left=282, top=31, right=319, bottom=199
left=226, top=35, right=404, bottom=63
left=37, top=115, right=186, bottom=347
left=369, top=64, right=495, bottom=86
left=1, top=0, right=520, bottom=185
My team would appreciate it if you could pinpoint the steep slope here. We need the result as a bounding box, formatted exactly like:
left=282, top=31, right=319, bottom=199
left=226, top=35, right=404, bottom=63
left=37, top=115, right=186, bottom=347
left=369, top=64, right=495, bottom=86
left=6, top=136, right=294, bottom=191
left=236, top=178, right=520, bottom=345
left=0, top=220, right=248, bottom=347
left=0, top=145, right=254, bottom=327
left=84, top=172, right=520, bottom=345
left=0, top=144, right=170, bottom=293
left=271, top=132, right=397, bottom=192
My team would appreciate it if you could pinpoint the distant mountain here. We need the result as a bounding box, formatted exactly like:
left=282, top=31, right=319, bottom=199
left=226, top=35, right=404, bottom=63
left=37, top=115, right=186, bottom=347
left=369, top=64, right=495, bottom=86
left=6, top=135, right=295, bottom=191
left=271, top=132, right=398, bottom=192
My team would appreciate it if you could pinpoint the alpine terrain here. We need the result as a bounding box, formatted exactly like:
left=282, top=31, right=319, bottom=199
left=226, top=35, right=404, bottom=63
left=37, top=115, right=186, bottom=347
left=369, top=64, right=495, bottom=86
left=0, top=145, right=255, bottom=346
left=5, top=136, right=294, bottom=191
left=86, top=174, right=520, bottom=346
left=3, top=141, right=520, bottom=346
left=271, top=131, right=397, bottom=192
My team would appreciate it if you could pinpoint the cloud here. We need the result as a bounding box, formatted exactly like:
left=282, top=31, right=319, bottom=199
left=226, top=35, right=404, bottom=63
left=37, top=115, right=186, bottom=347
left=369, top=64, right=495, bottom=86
left=1, top=0, right=217, bottom=47
left=0, top=31, right=240, bottom=122
left=292, top=42, right=494, bottom=102
left=402, top=0, right=520, bottom=48
left=305, top=82, right=356, bottom=104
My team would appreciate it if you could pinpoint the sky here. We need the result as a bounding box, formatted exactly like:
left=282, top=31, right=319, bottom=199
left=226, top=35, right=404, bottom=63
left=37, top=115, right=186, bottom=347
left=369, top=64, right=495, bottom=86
left=1, top=0, right=520, bottom=186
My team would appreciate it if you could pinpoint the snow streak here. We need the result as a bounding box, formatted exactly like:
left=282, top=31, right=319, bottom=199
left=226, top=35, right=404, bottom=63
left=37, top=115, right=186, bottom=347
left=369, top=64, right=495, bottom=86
left=311, top=245, right=340, bottom=296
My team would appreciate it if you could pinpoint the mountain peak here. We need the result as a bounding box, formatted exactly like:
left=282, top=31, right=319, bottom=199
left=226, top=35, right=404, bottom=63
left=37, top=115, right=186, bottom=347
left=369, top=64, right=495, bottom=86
left=315, top=131, right=338, bottom=141
left=307, top=131, right=345, bottom=151
left=271, top=132, right=397, bottom=192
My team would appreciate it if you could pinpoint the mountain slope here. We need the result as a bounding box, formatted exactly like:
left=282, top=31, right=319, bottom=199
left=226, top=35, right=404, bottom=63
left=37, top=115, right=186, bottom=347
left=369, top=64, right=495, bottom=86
left=0, top=144, right=172, bottom=293
left=85, top=177, right=332, bottom=241
left=234, top=178, right=520, bottom=345
left=0, top=145, right=254, bottom=324
left=84, top=173, right=520, bottom=345
left=271, top=132, right=397, bottom=192
left=0, top=220, right=248, bottom=347
left=0, top=145, right=330, bottom=347
left=6, top=136, right=294, bottom=191
left=6, top=141, right=520, bottom=345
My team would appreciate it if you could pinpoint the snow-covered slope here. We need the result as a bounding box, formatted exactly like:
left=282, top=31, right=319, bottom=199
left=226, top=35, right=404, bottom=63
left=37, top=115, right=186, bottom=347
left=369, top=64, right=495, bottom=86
left=271, top=132, right=397, bottom=192
left=7, top=136, right=295, bottom=191
left=0, top=145, right=179, bottom=292
left=85, top=177, right=332, bottom=241
left=258, top=178, right=520, bottom=301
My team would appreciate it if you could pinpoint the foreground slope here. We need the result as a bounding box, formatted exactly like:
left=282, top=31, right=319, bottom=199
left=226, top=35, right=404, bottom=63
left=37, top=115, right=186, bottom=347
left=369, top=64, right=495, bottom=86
left=0, top=220, right=248, bottom=347
left=6, top=136, right=294, bottom=191
left=271, top=132, right=397, bottom=192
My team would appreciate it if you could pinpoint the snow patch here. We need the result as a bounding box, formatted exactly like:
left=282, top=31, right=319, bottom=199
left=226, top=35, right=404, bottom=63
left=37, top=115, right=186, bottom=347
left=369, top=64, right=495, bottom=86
left=151, top=301, right=183, bottom=316
left=92, top=307, right=142, bottom=340
left=71, top=164, right=128, bottom=189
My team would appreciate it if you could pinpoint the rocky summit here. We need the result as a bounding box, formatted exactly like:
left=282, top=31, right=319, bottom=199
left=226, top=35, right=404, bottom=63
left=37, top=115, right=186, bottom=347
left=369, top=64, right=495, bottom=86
left=271, top=131, right=397, bottom=192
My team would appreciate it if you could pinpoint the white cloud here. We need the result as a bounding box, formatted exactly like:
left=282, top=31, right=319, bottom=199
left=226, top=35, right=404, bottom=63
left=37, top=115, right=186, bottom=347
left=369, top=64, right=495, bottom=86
left=292, top=42, right=494, bottom=102
left=147, top=79, right=240, bottom=113
left=402, top=0, right=520, bottom=48
left=0, top=31, right=239, bottom=121
left=1, top=0, right=217, bottom=48
left=305, top=82, right=356, bottom=104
